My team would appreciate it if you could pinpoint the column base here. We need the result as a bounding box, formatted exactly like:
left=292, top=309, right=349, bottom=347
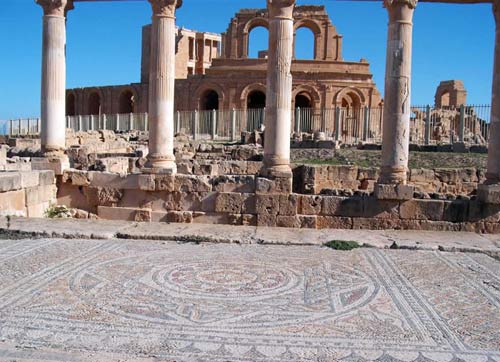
left=378, top=166, right=408, bottom=185
left=478, top=183, right=500, bottom=204
left=31, top=155, right=70, bottom=176
left=144, top=155, right=177, bottom=175
left=374, top=183, right=414, bottom=201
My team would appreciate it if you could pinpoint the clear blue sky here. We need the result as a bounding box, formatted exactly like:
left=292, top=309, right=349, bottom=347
left=0, top=0, right=495, bottom=120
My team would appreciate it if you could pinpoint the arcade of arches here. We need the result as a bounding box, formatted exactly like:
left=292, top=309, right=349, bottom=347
left=67, top=5, right=382, bottom=115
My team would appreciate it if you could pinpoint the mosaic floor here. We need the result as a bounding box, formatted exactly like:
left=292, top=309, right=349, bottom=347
left=0, top=238, right=498, bottom=361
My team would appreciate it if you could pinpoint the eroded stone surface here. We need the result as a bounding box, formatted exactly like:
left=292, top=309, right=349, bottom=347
left=0, top=239, right=498, bottom=361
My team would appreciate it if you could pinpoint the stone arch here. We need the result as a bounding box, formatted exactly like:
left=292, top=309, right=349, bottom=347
left=439, top=91, right=450, bottom=107
left=294, top=19, right=322, bottom=60
left=244, top=18, right=269, bottom=59
left=240, top=83, right=267, bottom=109
left=87, top=91, right=102, bottom=115
left=333, top=87, right=366, bottom=108
left=118, top=89, right=136, bottom=114
left=434, top=80, right=467, bottom=108
left=293, top=85, right=321, bottom=110
left=194, top=83, right=225, bottom=110
left=66, top=92, right=76, bottom=116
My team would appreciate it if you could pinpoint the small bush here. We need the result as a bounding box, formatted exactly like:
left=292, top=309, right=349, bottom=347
left=324, top=239, right=360, bottom=251
left=45, top=205, right=72, bottom=219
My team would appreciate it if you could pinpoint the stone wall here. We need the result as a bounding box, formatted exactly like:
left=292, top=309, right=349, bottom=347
left=294, top=164, right=485, bottom=196
left=58, top=167, right=499, bottom=233
left=0, top=170, right=57, bottom=217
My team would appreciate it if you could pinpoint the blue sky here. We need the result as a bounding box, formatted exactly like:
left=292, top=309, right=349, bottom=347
left=0, top=0, right=495, bottom=120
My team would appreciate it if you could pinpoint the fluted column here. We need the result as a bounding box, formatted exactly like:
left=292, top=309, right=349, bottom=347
left=36, top=0, right=71, bottom=156
left=263, top=0, right=296, bottom=176
left=379, top=0, right=417, bottom=185
left=146, top=0, right=181, bottom=174
left=486, top=0, right=500, bottom=184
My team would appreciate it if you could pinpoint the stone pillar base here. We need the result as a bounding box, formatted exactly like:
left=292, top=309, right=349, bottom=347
left=374, top=183, right=414, bottom=201
left=260, top=165, right=292, bottom=179
left=478, top=184, right=500, bottom=204
left=142, top=165, right=177, bottom=175
left=31, top=155, right=70, bottom=176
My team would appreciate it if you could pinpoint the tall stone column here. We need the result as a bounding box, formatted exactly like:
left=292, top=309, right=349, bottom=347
left=479, top=0, right=500, bottom=204
left=145, top=0, right=181, bottom=174
left=379, top=0, right=417, bottom=185
left=487, top=0, right=500, bottom=185
left=263, top=0, right=296, bottom=177
left=36, top=0, right=71, bottom=156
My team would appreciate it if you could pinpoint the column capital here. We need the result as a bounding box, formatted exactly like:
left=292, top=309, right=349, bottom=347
left=384, top=0, right=418, bottom=10
left=267, top=0, right=296, bottom=20
left=149, top=0, right=182, bottom=17
left=35, top=0, right=72, bottom=17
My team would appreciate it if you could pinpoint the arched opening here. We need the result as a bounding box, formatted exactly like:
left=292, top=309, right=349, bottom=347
left=119, top=90, right=135, bottom=114
left=247, top=90, right=266, bottom=109
left=295, top=92, right=313, bottom=109
left=440, top=91, right=450, bottom=107
left=200, top=90, right=219, bottom=110
left=66, top=93, right=76, bottom=116
left=295, top=27, right=315, bottom=60
left=88, top=92, right=101, bottom=115
left=340, top=92, right=362, bottom=141
left=248, top=26, right=269, bottom=59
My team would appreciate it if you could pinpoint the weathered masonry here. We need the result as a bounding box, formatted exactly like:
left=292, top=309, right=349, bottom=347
left=30, top=0, right=500, bottom=232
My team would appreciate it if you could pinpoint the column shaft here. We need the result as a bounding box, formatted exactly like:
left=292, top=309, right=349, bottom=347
left=146, top=0, right=180, bottom=173
left=379, top=0, right=416, bottom=184
left=487, top=1, right=500, bottom=184
left=263, top=0, right=296, bottom=176
left=38, top=1, right=68, bottom=155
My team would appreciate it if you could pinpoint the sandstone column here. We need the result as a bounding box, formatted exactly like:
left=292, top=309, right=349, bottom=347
left=36, top=0, right=71, bottom=156
left=379, top=0, right=417, bottom=185
left=145, top=0, right=181, bottom=174
left=486, top=0, right=500, bottom=185
left=263, top=0, right=296, bottom=176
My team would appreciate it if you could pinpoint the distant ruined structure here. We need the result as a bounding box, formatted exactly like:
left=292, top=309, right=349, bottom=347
left=66, top=5, right=382, bottom=115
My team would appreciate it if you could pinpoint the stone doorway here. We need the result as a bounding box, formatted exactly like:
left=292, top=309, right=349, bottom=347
left=200, top=90, right=219, bottom=111
left=247, top=90, right=266, bottom=109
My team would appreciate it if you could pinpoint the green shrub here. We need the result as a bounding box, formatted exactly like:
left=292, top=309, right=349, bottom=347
left=324, top=239, right=360, bottom=251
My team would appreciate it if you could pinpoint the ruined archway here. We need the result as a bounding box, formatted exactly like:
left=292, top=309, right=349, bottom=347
left=248, top=26, right=269, bottom=59
left=247, top=90, right=266, bottom=109
left=200, top=90, right=220, bottom=111
left=66, top=93, right=76, bottom=116
left=119, top=90, right=135, bottom=114
left=88, top=92, right=101, bottom=115
left=294, top=27, right=315, bottom=60
left=295, top=92, right=313, bottom=109
left=440, top=91, right=450, bottom=107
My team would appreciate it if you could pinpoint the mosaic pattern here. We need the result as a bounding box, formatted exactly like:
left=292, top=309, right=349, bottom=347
left=0, top=239, right=499, bottom=362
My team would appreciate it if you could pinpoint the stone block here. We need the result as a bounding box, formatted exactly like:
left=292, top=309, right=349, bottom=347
left=443, top=199, right=469, bottom=222
left=0, top=189, right=26, bottom=216
left=227, top=213, right=243, bottom=226
left=242, top=214, right=257, bottom=226
left=374, top=184, right=414, bottom=201
left=257, top=214, right=277, bottom=227
left=19, top=171, right=40, bottom=188
left=25, top=185, right=57, bottom=206
left=409, top=169, right=436, bottom=183
left=317, top=216, right=352, bottom=229
left=256, top=176, right=292, bottom=194
left=191, top=212, right=229, bottom=225
left=212, top=176, right=255, bottom=193
left=242, top=194, right=256, bottom=214
left=215, top=193, right=244, bottom=214
left=219, top=161, right=248, bottom=175
left=38, top=170, right=55, bottom=186
left=299, top=215, right=317, bottom=229
left=399, top=200, right=445, bottom=221
left=193, top=163, right=219, bottom=176
left=200, top=192, right=218, bottom=213
left=31, top=156, right=70, bottom=175
left=468, top=200, right=500, bottom=223
left=352, top=218, right=403, bottom=230
left=63, top=170, right=90, bottom=186
left=278, top=194, right=298, bottom=216
left=85, top=187, right=123, bottom=207
left=165, top=211, right=193, bottom=223
left=174, top=175, right=212, bottom=192
left=89, top=172, right=140, bottom=190
left=321, top=196, right=364, bottom=217
left=154, top=175, right=175, bottom=192
left=276, top=216, right=301, bottom=228
left=478, top=184, right=500, bottom=204
left=138, top=174, right=155, bottom=191
left=357, top=167, right=379, bottom=181
left=299, top=195, right=322, bottom=215
left=0, top=173, right=21, bottom=192
left=255, top=194, right=280, bottom=215
left=27, top=201, right=51, bottom=218
left=363, top=197, right=400, bottom=219
left=246, top=162, right=262, bottom=175
left=98, top=206, right=150, bottom=222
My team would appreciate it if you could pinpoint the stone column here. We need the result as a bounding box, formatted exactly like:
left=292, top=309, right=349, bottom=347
left=379, top=0, right=417, bottom=185
left=487, top=0, right=500, bottom=185
left=36, top=0, right=71, bottom=156
left=479, top=0, right=500, bottom=204
left=263, top=0, right=296, bottom=177
left=145, top=0, right=181, bottom=174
